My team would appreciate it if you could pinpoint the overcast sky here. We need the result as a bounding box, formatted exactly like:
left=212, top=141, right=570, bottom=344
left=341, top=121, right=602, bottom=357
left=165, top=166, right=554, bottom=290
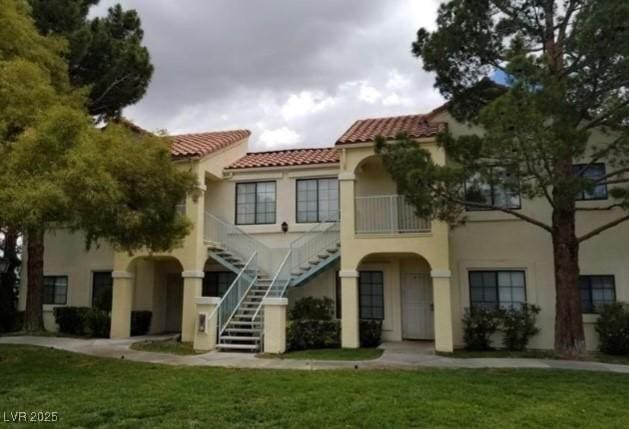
left=91, top=1, right=443, bottom=151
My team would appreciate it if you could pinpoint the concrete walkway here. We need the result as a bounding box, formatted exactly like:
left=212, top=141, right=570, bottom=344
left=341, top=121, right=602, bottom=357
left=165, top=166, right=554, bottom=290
left=2, top=335, right=629, bottom=373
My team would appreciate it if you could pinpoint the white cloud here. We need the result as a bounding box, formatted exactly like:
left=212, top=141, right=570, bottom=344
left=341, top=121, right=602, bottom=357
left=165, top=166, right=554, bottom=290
left=382, top=93, right=412, bottom=107
left=258, top=126, right=302, bottom=150
left=358, top=83, right=382, bottom=104
left=386, top=70, right=411, bottom=90
left=280, top=90, right=336, bottom=121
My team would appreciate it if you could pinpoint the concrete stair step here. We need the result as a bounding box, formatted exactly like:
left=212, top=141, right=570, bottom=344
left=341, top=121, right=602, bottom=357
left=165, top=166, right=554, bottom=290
left=220, top=335, right=260, bottom=342
left=224, top=327, right=260, bottom=334
left=216, top=343, right=259, bottom=351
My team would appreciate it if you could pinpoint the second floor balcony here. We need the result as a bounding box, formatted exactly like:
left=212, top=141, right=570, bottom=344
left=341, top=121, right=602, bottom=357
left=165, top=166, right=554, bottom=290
left=355, top=194, right=431, bottom=235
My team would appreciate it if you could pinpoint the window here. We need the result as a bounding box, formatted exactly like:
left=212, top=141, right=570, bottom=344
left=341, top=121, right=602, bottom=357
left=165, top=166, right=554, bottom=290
left=465, top=167, right=521, bottom=210
left=579, top=275, right=615, bottom=313
left=235, top=182, right=276, bottom=225
left=296, top=178, right=339, bottom=223
left=469, top=270, right=526, bottom=310
left=43, top=276, right=68, bottom=305
left=203, top=271, right=237, bottom=297
left=359, top=271, right=384, bottom=320
left=574, top=163, right=608, bottom=200
left=92, top=271, right=113, bottom=312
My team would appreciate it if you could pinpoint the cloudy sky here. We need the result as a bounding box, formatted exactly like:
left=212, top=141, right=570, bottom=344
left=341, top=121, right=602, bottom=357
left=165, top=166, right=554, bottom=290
left=91, top=1, right=444, bottom=151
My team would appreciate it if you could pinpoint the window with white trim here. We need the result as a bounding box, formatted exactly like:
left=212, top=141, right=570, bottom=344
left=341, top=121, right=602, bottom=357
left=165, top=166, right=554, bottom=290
left=235, top=181, right=276, bottom=225
left=579, top=275, right=615, bottom=313
left=469, top=270, right=526, bottom=310
left=296, top=178, right=339, bottom=223
left=44, top=276, right=68, bottom=305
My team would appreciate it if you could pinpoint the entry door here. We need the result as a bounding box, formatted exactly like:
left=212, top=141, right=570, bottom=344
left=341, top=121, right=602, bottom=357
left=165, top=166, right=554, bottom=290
left=165, top=274, right=183, bottom=333
left=401, top=273, right=434, bottom=340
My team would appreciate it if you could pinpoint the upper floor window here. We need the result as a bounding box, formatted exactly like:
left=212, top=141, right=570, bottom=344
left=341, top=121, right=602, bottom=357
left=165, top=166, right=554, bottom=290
left=573, top=163, right=608, bottom=201
left=44, top=276, right=68, bottom=305
left=465, top=167, right=521, bottom=211
left=236, top=181, right=276, bottom=225
left=296, top=178, right=339, bottom=223
left=579, top=275, right=615, bottom=313
left=469, top=270, right=526, bottom=310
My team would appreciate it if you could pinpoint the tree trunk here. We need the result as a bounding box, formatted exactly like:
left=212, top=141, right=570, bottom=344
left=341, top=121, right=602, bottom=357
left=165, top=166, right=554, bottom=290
left=24, top=227, right=45, bottom=332
left=552, top=205, right=585, bottom=356
left=0, top=227, right=20, bottom=332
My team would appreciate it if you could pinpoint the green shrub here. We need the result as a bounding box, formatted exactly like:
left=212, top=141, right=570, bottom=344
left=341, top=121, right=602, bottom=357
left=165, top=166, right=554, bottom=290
left=54, top=307, right=92, bottom=336
left=359, top=320, right=382, bottom=347
left=595, top=302, right=629, bottom=355
left=462, top=307, right=500, bottom=351
left=287, top=320, right=340, bottom=351
left=86, top=310, right=111, bottom=338
left=289, top=297, right=334, bottom=321
left=54, top=307, right=110, bottom=337
left=500, top=304, right=541, bottom=351
left=131, top=311, right=152, bottom=336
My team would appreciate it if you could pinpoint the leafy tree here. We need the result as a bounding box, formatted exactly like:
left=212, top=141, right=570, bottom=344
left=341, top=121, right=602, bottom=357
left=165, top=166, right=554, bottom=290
left=0, top=0, right=196, bottom=332
left=29, top=0, right=153, bottom=120
left=377, top=0, right=629, bottom=355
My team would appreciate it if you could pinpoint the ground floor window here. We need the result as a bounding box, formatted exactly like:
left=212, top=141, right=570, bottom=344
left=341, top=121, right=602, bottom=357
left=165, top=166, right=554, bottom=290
left=359, top=271, right=384, bottom=320
left=43, top=276, right=68, bottom=305
left=203, top=271, right=236, bottom=297
left=579, top=275, right=616, bottom=313
left=469, top=270, right=526, bottom=310
left=92, top=271, right=113, bottom=312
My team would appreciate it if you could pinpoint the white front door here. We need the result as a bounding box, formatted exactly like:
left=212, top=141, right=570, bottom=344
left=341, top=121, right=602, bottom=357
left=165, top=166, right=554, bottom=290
left=401, top=273, right=434, bottom=340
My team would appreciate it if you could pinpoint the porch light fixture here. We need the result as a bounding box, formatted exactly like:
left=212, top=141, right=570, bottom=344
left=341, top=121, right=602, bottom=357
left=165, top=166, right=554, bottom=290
left=281, top=222, right=289, bottom=233
left=0, top=258, right=9, bottom=274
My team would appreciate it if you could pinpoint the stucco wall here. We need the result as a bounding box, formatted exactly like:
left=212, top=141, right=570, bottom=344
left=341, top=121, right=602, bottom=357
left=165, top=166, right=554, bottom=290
left=20, top=230, right=115, bottom=331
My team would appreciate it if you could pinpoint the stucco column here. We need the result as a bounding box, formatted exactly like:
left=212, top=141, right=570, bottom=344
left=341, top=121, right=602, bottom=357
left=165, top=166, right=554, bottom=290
left=110, top=271, right=134, bottom=339
left=193, top=297, right=220, bottom=351
left=338, top=172, right=356, bottom=242
left=263, top=297, right=288, bottom=354
left=181, top=271, right=204, bottom=342
left=340, top=270, right=360, bottom=348
left=432, top=269, right=454, bottom=352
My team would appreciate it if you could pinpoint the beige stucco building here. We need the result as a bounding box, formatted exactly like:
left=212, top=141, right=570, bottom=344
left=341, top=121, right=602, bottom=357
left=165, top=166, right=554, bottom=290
left=19, top=106, right=629, bottom=353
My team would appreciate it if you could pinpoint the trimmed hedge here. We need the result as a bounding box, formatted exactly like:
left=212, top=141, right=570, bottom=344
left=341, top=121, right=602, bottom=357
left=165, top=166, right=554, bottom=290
left=595, top=302, right=629, bottom=355
left=287, top=320, right=340, bottom=351
left=289, top=297, right=334, bottom=321
left=54, top=307, right=111, bottom=338
left=360, top=320, right=382, bottom=347
left=131, top=311, right=152, bottom=336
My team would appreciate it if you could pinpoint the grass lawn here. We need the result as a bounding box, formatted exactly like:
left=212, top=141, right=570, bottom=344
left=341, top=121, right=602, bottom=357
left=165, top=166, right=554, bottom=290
left=130, top=338, right=200, bottom=355
left=2, top=345, right=629, bottom=428
left=438, top=349, right=629, bottom=365
left=259, top=348, right=383, bottom=361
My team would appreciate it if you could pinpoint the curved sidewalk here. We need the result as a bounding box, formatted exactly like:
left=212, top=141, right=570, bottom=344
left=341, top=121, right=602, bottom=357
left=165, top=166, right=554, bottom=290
left=1, top=335, right=629, bottom=373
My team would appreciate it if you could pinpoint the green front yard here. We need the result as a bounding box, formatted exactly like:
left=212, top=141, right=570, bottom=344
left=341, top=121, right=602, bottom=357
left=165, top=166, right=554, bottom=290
left=260, top=348, right=383, bottom=361
left=2, top=345, right=629, bottom=428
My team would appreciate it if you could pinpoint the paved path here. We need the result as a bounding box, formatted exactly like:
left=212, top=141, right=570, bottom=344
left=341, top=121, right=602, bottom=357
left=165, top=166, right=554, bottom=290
left=1, top=335, right=629, bottom=373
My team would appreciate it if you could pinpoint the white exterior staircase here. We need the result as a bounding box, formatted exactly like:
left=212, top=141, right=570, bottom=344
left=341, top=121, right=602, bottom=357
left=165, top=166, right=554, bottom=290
left=204, top=213, right=340, bottom=352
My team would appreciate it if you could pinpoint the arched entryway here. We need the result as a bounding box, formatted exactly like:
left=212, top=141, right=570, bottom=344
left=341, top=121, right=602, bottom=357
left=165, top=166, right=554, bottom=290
left=356, top=252, right=433, bottom=343
left=125, top=256, right=184, bottom=335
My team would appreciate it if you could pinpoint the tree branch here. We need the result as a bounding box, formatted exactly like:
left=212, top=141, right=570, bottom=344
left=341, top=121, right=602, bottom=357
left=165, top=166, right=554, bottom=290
left=443, top=193, right=553, bottom=232
left=576, top=203, right=624, bottom=211
left=578, top=213, right=629, bottom=242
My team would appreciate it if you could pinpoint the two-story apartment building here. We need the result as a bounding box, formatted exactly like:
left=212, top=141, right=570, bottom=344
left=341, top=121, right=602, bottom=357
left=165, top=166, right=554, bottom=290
left=19, top=106, right=629, bottom=353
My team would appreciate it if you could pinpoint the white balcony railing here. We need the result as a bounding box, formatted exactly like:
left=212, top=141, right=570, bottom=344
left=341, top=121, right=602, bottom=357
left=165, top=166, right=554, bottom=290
left=355, top=194, right=431, bottom=234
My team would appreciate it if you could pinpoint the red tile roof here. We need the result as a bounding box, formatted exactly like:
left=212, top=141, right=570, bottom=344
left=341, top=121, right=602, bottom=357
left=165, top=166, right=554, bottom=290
left=171, top=130, right=251, bottom=159
left=227, top=148, right=339, bottom=170
left=336, top=113, right=447, bottom=145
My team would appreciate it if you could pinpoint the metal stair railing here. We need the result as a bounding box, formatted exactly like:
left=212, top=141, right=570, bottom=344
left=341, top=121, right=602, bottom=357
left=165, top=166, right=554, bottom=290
left=289, top=221, right=340, bottom=280
left=204, top=212, right=276, bottom=275
left=209, top=252, right=258, bottom=336
left=250, top=250, right=292, bottom=350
